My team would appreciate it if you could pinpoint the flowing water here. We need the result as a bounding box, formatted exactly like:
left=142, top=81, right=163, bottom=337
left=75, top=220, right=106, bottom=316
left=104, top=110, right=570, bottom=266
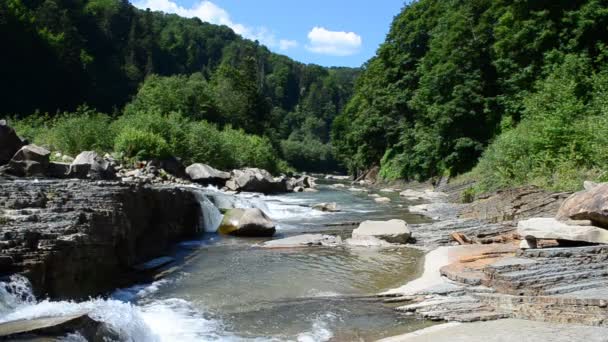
left=0, top=181, right=435, bottom=341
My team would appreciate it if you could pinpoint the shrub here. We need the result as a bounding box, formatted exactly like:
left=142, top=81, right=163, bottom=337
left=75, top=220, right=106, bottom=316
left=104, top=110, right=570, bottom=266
left=114, top=128, right=171, bottom=160
left=185, top=121, right=228, bottom=167
left=112, top=110, right=188, bottom=158
left=44, top=108, right=114, bottom=155
left=12, top=107, right=114, bottom=156
left=220, top=126, right=278, bottom=172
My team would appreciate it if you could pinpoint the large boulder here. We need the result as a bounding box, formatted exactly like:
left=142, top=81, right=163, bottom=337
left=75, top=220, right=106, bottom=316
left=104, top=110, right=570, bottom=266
left=186, top=163, right=230, bottom=185
left=351, top=219, right=411, bottom=244
left=47, top=162, right=71, bottom=178
left=218, top=208, right=276, bottom=237
left=5, top=144, right=50, bottom=177
left=518, top=217, right=608, bottom=244
left=68, top=151, right=116, bottom=180
left=149, top=157, right=186, bottom=179
left=0, top=120, right=25, bottom=166
left=295, top=175, right=316, bottom=188
left=225, top=168, right=287, bottom=194
left=557, top=183, right=608, bottom=228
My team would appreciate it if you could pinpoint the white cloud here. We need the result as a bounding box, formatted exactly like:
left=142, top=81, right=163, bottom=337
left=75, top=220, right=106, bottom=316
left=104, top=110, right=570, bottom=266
left=133, top=0, right=296, bottom=50
left=279, top=39, right=298, bottom=51
left=306, top=26, right=362, bottom=56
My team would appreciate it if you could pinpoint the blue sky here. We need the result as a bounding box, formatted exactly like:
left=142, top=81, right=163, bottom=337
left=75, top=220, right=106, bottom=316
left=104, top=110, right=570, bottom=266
left=131, top=0, right=407, bottom=67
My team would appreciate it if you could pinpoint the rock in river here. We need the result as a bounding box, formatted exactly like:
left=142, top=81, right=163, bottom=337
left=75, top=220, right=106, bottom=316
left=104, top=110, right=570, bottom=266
left=374, top=197, right=391, bottom=204
left=225, top=168, right=288, bottom=194
left=518, top=217, right=608, bottom=244
left=262, top=234, right=342, bottom=248
left=219, top=208, right=276, bottom=237
left=351, top=219, right=411, bottom=244
left=186, top=163, right=231, bottom=186
left=312, top=202, right=340, bottom=212
left=557, top=183, right=608, bottom=228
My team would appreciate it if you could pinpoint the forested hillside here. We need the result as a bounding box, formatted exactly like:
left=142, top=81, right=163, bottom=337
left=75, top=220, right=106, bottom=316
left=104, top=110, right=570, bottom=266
left=1, top=0, right=358, bottom=172
left=332, top=0, right=608, bottom=192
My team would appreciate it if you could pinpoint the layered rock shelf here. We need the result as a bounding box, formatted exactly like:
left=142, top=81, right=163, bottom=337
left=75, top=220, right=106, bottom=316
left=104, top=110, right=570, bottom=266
left=382, top=184, right=608, bottom=331
left=0, top=178, right=200, bottom=299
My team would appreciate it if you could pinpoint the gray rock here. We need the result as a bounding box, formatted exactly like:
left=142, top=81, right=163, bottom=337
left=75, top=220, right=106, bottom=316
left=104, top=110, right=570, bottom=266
left=0, top=120, right=25, bottom=166
left=69, top=151, right=116, bottom=180
left=47, top=162, right=70, bottom=178
left=6, top=144, right=50, bottom=177
left=226, top=168, right=288, bottom=194
left=293, top=186, right=304, bottom=192
left=186, top=163, right=230, bottom=185
left=557, top=183, right=608, bottom=228
left=262, top=234, right=342, bottom=248
left=518, top=217, right=608, bottom=244
left=0, top=313, right=118, bottom=341
left=312, top=202, right=340, bottom=212
left=352, top=219, right=411, bottom=244
left=295, top=175, right=315, bottom=188
left=148, top=157, right=186, bottom=178
left=375, top=197, right=391, bottom=203
left=218, top=208, right=276, bottom=237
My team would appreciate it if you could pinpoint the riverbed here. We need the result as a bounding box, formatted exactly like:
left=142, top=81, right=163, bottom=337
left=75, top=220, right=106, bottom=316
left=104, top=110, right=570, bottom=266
left=1, top=181, right=436, bottom=341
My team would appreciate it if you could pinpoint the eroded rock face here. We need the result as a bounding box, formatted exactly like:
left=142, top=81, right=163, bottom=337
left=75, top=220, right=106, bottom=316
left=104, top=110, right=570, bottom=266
left=5, top=144, right=50, bottom=177
left=0, top=179, right=200, bottom=299
left=218, top=208, right=276, bottom=237
left=557, top=184, right=608, bottom=228
left=0, top=120, right=25, bottom=166
left=518, top=218, right=608, bottom=244
left=186, top=163, right=230, bottom=186
left=461, top=186, right=570, bottom=223
left=351, top=219, right=411, bottom=244
left=69, top=151, right=116, bottom=180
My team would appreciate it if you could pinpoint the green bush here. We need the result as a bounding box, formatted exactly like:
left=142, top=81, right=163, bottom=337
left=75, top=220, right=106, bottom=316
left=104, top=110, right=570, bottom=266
left=112, top=110, right=188, bottom=158
left=220, top=126, right=278, bottom=172
left=46, top=109, right=114, bottom=155
left=12, top=107, right=114, bottom=156
left=185, top=121, right=228, bottom=167
left=114, top=128, right=171, bottom=160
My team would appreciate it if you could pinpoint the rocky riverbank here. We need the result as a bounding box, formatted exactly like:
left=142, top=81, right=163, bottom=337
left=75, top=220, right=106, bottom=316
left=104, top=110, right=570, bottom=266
left=376, top=180, right=608, bottom=341
left=0, top=178, right=201, bottom=299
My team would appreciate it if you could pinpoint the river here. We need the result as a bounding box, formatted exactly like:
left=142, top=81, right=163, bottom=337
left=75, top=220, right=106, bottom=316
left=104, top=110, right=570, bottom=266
left=0, top=180, right=435, bottom=341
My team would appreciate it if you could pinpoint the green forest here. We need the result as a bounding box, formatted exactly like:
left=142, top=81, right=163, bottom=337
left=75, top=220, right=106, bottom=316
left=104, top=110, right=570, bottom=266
left=4, top=0, right=608, bottom=193
left=333, top=0, right=608, bottom=192
left=1, top=0, right=358, bottom=173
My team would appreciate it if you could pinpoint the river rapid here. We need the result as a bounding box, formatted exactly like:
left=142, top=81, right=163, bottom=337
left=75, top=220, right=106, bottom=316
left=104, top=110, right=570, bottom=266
left=0, top=180, right=435, bottom=341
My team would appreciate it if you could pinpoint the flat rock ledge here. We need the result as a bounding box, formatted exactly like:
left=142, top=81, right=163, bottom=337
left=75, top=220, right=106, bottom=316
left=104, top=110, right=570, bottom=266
left=0, top=178, right=202, bottom=299
left=379, top=184, right=608, bottom=333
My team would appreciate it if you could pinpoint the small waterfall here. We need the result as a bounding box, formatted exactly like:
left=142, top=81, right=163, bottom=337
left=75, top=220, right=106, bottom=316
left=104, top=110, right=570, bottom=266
left=205, top=192, right=270, bottom=213
left=192, top=190, right=224, bottom=233
left=0, top=275, right=35, bottom=316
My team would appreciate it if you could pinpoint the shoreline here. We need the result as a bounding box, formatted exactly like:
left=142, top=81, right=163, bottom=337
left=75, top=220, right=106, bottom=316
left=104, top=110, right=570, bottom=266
left=373, top=183, right=608, bottom=341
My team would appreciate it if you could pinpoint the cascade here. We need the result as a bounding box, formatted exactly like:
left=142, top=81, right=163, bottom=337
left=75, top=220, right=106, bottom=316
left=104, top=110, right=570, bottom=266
left=192, top=190, right=224, bottom=233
